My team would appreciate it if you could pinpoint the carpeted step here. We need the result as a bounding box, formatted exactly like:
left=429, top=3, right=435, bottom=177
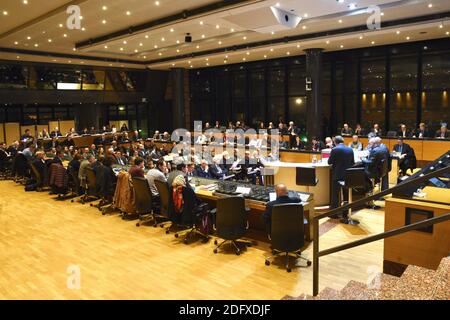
left=393, top=265, right=438, bottom=300
left=432, top=257, right=450, bottom=300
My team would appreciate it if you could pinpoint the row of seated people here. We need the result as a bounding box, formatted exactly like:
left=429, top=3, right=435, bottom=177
left=340, top=122, right=449, bottom=139
left=34, top=124, right=131, bottom=139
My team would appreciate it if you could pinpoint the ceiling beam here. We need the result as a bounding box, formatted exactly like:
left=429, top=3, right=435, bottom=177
left=0, top=0, right=90, bottom=40
left=75, top=0, right=262, bottom=50
left=146, top=12, right=450, bottom=65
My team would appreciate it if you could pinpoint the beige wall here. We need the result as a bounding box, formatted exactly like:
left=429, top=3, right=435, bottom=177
left=5, top=123, right=20, bottom=145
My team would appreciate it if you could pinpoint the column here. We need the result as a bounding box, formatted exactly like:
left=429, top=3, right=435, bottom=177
left=304, top=48, right=324, bottom=140
left=171, top=68, right=186, bottom=130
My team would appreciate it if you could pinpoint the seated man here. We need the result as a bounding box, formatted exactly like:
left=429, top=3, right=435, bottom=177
left=393, top=137, right=416, bottom=175
left=435, top=125, right=449, bottom=139
left=262, top=184, right=301, bottom=235
left=348, top=135, right=363, bottom=151
left=413, top=123, right=430, bottom=138
left=397, top=124, right=411, bottom=138
left=311, top=137, right=325, bottom=152
left=33, top=151, right=48, bottom=187
left=128, top=157, right=145, bottom=178
left=341, top=123, right=353, bottom=136
left=194, top=159, right=212, bottom=179
left=145, top=158, right=168, bottom=197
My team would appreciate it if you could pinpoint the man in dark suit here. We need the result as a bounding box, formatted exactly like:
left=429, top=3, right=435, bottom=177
left=393, top=138, right=416, bottom=175
left=262, top=184, right=301, bottom=234
left=94, top=133, right=110, bottom=146
left=341, top=123, right=354, bottom=136
left=209, top=157, right=227, bottom=180
left=435, top=125, right=449, bottom=139
left=370, top=123, right=383, bottom=137
left=50, top=127, right=62, bottom=138
left=195, top=160, right=212, bottom=178
left=328, top=136, right=355, bottom=214
left=33, top=151, right=48, bottom=186
left=311, top=137, right=325, bottom=152
left=363, top=137, right=390, bottom=191
left=397, top=124, right=411, bottom=138
left=414, top=123, right=430, bottom=139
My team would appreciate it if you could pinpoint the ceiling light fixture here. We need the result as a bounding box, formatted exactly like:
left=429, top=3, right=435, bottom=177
left=102, top=20, right=106, bottom=24
left=102, top=5, right=107, bottom=10
left=126, top=11, right=131, bottom=15
left=155, top=1, right=160, bottom=5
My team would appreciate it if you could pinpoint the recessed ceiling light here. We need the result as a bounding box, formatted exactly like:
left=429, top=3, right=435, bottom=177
left=82, top=27, right=86, bottom=31
left=302, top=25, right=307, bottom=29
left=243, top=36, right=247, bottom=40
left=104, top=45, right=108, bottom=49
left=126, top=11, right=131, bottom=15
left=172, top=63, right=175, bottom=67
left=120, top=47, right=124, bottom=51
left=154, top=45, right=158, bottom=48
left=297, top=44, right=300, bottom=48
left=145, top=35, right=149, bottom=39
left=270, top=48, right=274, bottom=52
left=27, top=36, right=31, bottom=40
left=68, top=60, right=72, bottom=63
left=225, top=55, right=228, bottom=58
left=246, top=51, right=250, bottom=55
left=23, top=0, right=28, bottom=4
left=275, top=2, right=280, bottom=7
left=48, top=39, right=52, bottom=42
left=161, top=37, right=165, bottom=41
left=176, top=40, right=180, bottom=44
left=16, top=56, right=20, bottom=59
left=72, top=48, right=76, bottom=51
left=271, top=31, right=275, bottom=35
left=139, top=43, right=143, bottom=46
left=170, top=28, right=174, bottom=32
left=218, top=41, right=222, bottom=45
left=59, top=23, right=63, bottom=28
left=200, top=21, right=204, bottom=25
left=206, top=58, right=209, bottom=61
left=81, top=62, right=84, bottom=64
left=188, top=61, right=191, bottom=64
left=406, top=36, right=410, bottom=40
left=286, top=51, right=290, bottom=55
left=190, top=65, right=194, bottom=68
left=428, top=3, right=433, bottom=8
left=396, top=30, right=400, bottom=34
left=206, top=63, right=210, bottom=66
left=264, top=55, right=267, bottom=58
left=3, top=11, right=8, bottom=16
left=231, top=28, right=235, bottom=32
left=123, top=40, right=127, bottom=44
left=338, top=19, right=342, bottom=23
left=80, top=16, right=83, bottom=20
left=102, top=5, right=107, bottom=10
left=243, top=58, right=246, bottom=61
left=326, top=40, right=330, bottom=44
left=381, top=12, right=384, bottom=16
left=359, top=35, right=363, bottom=39
left=158, top=52, right=162, bottom=56
left=155, top=1, right=160, bottom=5
left=34, top=43, right=38, bottom=47
left=196, top=45, right=200, bottom=49
left=447, top=31, right=450, bottom=35
left=135, top=49, right=138, bottom=53
left=340, top=44, right=344, bottom=48
left=201, top=34, right=205, bottom=39
left=102, top=20, right=106, bottom=24
left=176, top=49, right=180, bottom=53
left=216, top=25, right=220, bottom=29
left=304, top=13, right=308, bottom=18
left=439, top=24, right=443, bottom=29
left=371, top=41, right=375, bottom=45
left=14, top=41, right=18, bottom=45
left=63, top=34, right=67, bottom=37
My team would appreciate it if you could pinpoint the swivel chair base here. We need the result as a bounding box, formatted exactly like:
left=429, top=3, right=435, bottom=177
left=175, top=227, right=209, bottom=244
left=265, top=251, right=311, bottom=273
left=340, top=217, right=360, bottom=225
left=213, top=239, right=252, bottom=255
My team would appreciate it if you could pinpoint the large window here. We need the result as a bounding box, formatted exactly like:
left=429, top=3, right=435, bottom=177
left=389, top=55, right=418, bottom=130
left=422, top=50, right=450, bottom=131
left=267, top=68, right=285, bottom=123
left=361, top=57, right=386, bottom=130
left=0, top=65, right=28, bottom=89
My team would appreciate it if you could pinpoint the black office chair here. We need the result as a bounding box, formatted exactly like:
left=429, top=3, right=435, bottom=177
left=13, top=153, right=29, bottom=184
left=265, top=203, right=311, bottom=272
left=132, top=177, right=157, bottom=227
left=0, top=150, right=12, bottom=180
left=154, top=179, right=174, bottom=232
left=213, top=196, right=251, bottom=255
left=174, top=186, right=210, bottom=244
left=81, top=167, right=100, bottom=204
left=339, top=167, right=367, bottom=225
left=29, top=162, right=46, bottom=192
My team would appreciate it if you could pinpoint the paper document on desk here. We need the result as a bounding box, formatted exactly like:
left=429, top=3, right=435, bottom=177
left=163, top=155, right=174, bottom=162
left=236, top=187, right=251, bottom=195
left=269, top=192, right=276, bottom=202
left=298, top=193, right=311, bottom=202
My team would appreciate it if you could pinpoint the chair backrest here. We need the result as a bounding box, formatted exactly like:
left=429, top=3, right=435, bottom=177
left=271, top=203, right=305, bottom=252
left=155, top=179, right=173, bottom=218
left=296, top=167, right=317, bottom=186
left=216, top=196, right=247, bottom=240
left=380, top=158, right=389, bottom=177
left=132, top=177, right=153, bottom=215
left=67, top=167, right=80, bottom=192
left=29, top=162, right=42, bottom=185
left=85, top=166, right=97, bottom=195
left=345, top=167, right=366, bottom=188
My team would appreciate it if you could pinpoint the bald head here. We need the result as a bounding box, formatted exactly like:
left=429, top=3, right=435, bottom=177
left=275, top=184, right=288, bottom=198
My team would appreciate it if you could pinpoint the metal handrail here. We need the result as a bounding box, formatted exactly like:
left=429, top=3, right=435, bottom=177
left=312, top=165, right=450, bottom=296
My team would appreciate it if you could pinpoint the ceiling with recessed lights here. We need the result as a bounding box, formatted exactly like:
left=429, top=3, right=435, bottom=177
left=0, top=0, right=449, bottom=70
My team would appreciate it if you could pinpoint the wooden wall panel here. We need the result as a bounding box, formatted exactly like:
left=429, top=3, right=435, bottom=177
left=20, top=125, right=35, bottom=135
left=0, top=123, right=4, bottom=144
left=59, top=120, right=75, bottom=136
left=384, top=198, right=450, bottom=270
left=48, top=121, right=59, bottom=132
left=422, top=140, right=450, bottom=161
left=5, top=123, right=20, bottom=145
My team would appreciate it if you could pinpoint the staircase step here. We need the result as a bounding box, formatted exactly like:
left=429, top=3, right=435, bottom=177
left=281, top=293, right=313, bottom=300
left=339, top=280, right=371, bottom=300
left=432, top=257, right=450, bottom=300
left=317, top=287, right=341, bottom=300
left=393, top=265, right=438, bottom=300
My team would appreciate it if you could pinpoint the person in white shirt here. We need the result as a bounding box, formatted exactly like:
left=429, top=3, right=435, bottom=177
left=145, top=159, right=168, bottom=197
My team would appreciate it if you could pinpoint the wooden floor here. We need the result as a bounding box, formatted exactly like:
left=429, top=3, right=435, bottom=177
left=0, top=180, right=385, bottom=300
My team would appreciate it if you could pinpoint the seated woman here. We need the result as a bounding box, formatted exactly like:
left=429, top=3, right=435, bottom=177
left=291, top=135, right=305, bottom=150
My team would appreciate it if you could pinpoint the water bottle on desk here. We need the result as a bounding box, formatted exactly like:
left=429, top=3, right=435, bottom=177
left=312, top=155, right=317, bottom=164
